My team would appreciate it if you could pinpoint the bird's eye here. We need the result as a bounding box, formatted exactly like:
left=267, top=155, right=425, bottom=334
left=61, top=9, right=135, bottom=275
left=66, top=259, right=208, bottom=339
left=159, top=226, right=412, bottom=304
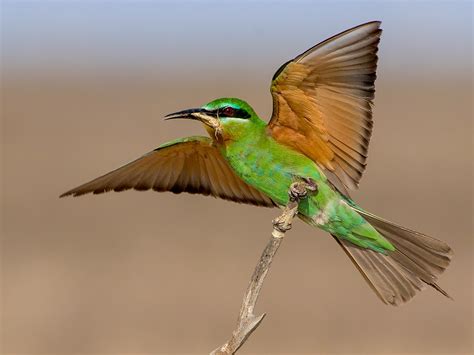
left=222, top=106, right=236, bottom=117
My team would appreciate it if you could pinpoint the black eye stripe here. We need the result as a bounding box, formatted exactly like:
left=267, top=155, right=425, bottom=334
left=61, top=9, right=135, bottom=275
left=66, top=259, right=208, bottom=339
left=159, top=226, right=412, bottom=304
left=217, top=106, right=251, bottom=119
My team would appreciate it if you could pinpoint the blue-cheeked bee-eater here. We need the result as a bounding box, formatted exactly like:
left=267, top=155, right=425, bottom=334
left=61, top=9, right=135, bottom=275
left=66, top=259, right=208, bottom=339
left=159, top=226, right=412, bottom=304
left=61, top=21, right=452, bottom=306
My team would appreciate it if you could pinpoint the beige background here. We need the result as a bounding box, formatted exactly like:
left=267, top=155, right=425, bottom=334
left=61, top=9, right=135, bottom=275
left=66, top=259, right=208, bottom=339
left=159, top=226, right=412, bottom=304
left=1, top=1, right=473, bottom=354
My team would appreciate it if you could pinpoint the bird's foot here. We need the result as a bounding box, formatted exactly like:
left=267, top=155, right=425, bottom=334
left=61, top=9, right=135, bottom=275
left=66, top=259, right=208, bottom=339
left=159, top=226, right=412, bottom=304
left=272, top=178, right=318, bottom=239
left=289, top=177, right=318, bottom=202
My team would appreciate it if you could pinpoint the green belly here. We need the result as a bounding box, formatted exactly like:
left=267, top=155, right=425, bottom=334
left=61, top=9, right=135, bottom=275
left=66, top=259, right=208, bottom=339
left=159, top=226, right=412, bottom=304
left=220, top=137, right=393, bottom=253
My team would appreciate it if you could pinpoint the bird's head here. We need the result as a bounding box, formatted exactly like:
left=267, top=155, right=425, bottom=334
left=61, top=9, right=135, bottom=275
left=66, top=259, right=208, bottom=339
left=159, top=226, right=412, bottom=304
left=165, top=98, right=264, bottom=142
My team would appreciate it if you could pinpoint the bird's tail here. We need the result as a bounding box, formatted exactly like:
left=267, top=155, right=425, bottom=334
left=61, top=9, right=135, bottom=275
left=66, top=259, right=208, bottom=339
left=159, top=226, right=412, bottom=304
left=332, top=207, right=453, bottom=306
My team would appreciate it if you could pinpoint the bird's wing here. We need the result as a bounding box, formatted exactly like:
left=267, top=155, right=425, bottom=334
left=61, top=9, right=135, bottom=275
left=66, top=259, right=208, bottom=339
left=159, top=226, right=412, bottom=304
left=60, top=136, right=275, bottom=207
left=267, top=21, right=381, bottom=191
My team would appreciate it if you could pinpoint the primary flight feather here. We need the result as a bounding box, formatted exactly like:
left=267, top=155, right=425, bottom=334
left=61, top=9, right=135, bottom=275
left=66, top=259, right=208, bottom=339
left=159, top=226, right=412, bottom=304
left=61, top=21, right=452, bottom=306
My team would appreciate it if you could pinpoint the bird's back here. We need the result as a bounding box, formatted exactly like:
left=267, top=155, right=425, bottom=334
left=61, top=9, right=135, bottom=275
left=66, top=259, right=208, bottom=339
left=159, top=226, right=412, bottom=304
left=219, top=126, right=393, bottom=253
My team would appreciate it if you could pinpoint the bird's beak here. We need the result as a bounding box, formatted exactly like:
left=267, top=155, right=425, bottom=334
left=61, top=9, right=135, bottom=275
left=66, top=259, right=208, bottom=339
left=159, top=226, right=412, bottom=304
left=164, top=108, right=212, bottom=121
left=165, top=107, right=223, bottom=137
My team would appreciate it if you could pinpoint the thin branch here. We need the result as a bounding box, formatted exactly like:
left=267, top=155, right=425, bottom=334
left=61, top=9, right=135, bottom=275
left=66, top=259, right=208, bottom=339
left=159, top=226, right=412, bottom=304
left=211, top=178, right=317, bottom=355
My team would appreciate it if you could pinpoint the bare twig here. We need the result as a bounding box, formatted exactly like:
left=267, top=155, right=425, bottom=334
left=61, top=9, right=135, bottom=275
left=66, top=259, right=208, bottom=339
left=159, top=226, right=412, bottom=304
left=211, top=178, right=318, bottom=355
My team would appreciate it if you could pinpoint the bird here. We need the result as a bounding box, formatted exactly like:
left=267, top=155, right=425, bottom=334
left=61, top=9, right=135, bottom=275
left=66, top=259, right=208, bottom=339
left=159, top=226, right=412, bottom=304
left=61, top=21, right=452, bottom=306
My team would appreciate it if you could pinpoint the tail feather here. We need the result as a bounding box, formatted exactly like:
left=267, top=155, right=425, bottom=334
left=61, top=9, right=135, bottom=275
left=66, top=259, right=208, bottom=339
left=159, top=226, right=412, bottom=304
left=334, top=208, right=453, bottom=306
left=335, top=237, right=423, bottom=305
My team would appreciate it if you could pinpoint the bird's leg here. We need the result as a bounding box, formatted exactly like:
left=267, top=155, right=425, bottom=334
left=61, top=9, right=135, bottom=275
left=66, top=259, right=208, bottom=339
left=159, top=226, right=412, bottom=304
left=272, top=178, right=318, bottom=238
left=212, top=177, right=318, bottom=355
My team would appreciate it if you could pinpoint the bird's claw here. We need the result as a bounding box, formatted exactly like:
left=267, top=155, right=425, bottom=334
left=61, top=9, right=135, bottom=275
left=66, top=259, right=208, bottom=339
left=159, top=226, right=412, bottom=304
left=289, top=178, right=318, bottom=202
left=302, top=177, right=318, bottom=192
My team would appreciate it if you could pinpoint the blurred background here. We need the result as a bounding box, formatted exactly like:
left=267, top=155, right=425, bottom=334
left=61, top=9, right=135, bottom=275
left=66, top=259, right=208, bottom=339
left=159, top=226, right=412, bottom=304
left=1, top=0, right=472, bottom=354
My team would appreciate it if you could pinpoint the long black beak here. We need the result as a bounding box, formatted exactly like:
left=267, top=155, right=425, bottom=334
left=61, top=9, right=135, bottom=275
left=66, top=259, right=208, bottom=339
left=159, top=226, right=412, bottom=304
left=164, top=108, right=212, bottom=120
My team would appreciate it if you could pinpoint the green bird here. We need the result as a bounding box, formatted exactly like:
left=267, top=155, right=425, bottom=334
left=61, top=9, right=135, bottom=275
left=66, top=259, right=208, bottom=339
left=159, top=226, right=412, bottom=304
left=61, top=21, right=452, bottom=306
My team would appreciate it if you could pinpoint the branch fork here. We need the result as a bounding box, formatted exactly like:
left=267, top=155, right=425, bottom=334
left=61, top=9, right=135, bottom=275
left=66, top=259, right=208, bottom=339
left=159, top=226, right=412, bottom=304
left=211, top=178, right=318, bottom=354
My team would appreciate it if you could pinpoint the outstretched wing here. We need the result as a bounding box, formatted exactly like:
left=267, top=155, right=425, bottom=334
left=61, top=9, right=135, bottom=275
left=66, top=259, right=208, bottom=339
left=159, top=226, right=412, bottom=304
left=60, top=136, right=275, bottom=207
left=268, top=21, right=381, bottom=191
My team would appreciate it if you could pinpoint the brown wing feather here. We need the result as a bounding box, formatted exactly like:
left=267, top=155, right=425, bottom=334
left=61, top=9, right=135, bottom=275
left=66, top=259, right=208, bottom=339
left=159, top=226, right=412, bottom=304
left=268, top=21, right=381, bottom=191
left=60, top=136, right=275, bottom=207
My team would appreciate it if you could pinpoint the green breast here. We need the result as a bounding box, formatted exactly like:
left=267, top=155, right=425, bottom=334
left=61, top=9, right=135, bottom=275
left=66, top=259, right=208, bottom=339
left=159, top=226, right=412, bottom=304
left=219, top=127, right=334, bottom=216
left=218, top=126, right=393, bottom=253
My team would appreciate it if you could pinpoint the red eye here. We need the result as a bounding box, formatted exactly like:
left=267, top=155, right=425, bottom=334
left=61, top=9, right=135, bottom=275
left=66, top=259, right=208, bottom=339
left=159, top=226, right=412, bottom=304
left=222, top=106, right=235, bottom=116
